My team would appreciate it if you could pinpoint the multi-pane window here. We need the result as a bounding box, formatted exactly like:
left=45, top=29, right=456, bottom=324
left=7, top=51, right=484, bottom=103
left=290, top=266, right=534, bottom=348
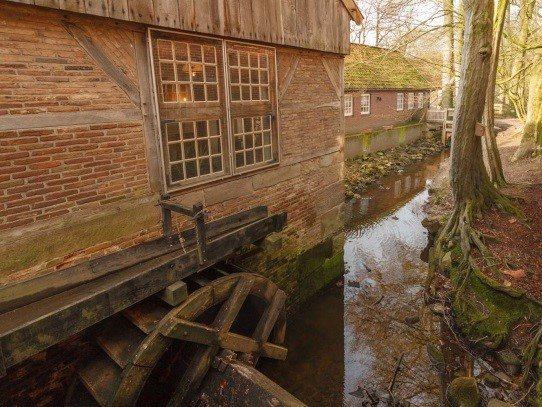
left=344, top=94, right=353, bottom=116
left=397, top=93, right=404, bottom=111
left=360, top=93, right=370, bottom=115
left=157, top=39, right=219, bottom=103
left=228, top=50, right=270, bottom=102
left=151, top=31, right=278, bottom=189
left=417, top=92, right=424, bottom=108
left=164, top=119, right=223, bottom=182
left=233, top=115, right=273, bottom=169
left=408, top=92, right=415, bottom=109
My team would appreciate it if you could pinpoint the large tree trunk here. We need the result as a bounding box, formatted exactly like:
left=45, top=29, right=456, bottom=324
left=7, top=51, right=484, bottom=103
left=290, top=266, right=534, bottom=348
left=482, top=0, right=508, bottom=186
left=442, top=0, right=456, bottom=108
left=512, top=59, right=542, bottom=159
left=450, top=0, right=493, bottom=209
left=508, top=0, right=535, bottom=121
left=454, top=0, right=465, bottom=99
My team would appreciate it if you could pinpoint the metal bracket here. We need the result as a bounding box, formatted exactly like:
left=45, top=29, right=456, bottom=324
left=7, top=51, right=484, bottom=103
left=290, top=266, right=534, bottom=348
left=159, top=194, right=207, bottom=264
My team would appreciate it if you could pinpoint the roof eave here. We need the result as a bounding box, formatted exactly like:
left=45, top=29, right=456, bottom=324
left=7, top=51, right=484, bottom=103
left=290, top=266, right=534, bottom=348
left=341, top=0, right=364, bottom=24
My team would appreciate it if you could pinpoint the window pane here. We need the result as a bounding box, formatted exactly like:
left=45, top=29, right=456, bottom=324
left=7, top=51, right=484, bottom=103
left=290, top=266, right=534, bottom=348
left=169, top=143, right=182, bottom=161
left=235, top=152, right=245, bottom=167
left=230, top=68, right=239, bottom=84
left=263, top=131, right=271, bottom=145
left=184, top=141, right=196, bottom=158
left=160, top=62, right=175, bottom=81
left=171, top=163, right=184, bottom=182
left=263, top=146, right=272, bottom=160
left=241, top=86, right=251, bottom=100
left=250, top=53, right=259, bottom=67
left=191, top=64, right=204, bottom=82
left=260, top=70, right=268, bottom=84
left=260, top=86, right=269, bottom=100
left=234, top=136, right=243, bottom=151
left=197, top=139, right=209, bottom=156
left=182, top=122, right=195, bottom=139
left=231, top=85, right=240, bottom=101
left=185, top=160, right=197, bottom=178
left=244, top=134, right=253, bottom=149
left=162, top=83, right=177, bottom=102
left=166, top=122, right=180, bottom=142
left=212, top=156, right=222, bottom=172
left=177, top=63, right=190, bottom=82
left=250, top=69, right=259, bottom=84
left=255, top=148, right=263, bottom=163
left=246, top=150, right=254, bottom=165
left=263, top=115, right=271, bottom=130
left=243, top=117, right=253, bottom=132
left=174, top=42, right=188, bottom=61
left=196, top=121, right=207, bottom=137
left=251, top=86, right=260, bottom=100
left=240, top=68, right=250, bottom=84
left=178, top=84, right=191, bottom=102
left=228, top=51, right=238, bottom=66
left=203, top=45, right=215, bottom=63
left=193, top=84, right=205, bottom=101
left=209, top=120, right=220, bottom=136
left=199, top=157, right=210, bottom=175
left=204, top=65, right=217, bottom=82
left=158, top=40, right=173, bottom=60
left=189, top=44, right=202, bottom=62
left=210, top=137, right=221, bottom=154
left=259, top=54, right=268, bottom=68
left=255, top=132, right=262, bottom=147
left=239, top=52, right=249, bottom=67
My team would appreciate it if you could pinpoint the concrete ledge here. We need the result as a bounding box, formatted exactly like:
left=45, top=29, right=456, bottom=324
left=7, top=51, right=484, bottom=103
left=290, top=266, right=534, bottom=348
left=345, top=122, right=427, bottom=158
left=204, top=177, right=254, bottom=205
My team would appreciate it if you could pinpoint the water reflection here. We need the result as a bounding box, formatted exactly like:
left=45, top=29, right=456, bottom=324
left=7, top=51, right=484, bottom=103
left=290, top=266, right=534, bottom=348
left=261, top=155, right=447, bottom=406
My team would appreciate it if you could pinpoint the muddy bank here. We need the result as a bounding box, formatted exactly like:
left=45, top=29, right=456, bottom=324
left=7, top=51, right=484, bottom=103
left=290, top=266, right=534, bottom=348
left=345, top=135, right=445, bottom=198
left=425, top=119, right=542, bottom=406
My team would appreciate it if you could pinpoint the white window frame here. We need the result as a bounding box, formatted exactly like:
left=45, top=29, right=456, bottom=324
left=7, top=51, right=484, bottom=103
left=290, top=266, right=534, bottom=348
left=360, top=93, right=370, bottom=115
left=408, top=92, right=415, bottom=109
left=417, top=92, right=424, bottom=108
left=149, top=28, right=280, bottom=193
left=344, top=94, right=353, bottom=116
left=396, top=93, right=404, bottom=111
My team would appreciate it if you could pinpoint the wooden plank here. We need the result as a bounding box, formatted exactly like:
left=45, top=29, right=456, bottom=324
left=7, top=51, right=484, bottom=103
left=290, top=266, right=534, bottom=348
left=0, top=108, right=141, bottom=132
left=108, top=0, right=128, bottom=19
left=0, top=205, right=269, bottom=314
left=162, top=318, right=218, bottom=345
left=167, top=275, right=255, bottom=405
left=63, top=0, right=86, bottom=12
left=62, top=21, right=141, bottom=106
left=128, top=0, right=155, bottom=24
left=84, top=0, right=107, bottom=16
left=0, top=213, right=286, bottom=371
left=159, top=280, right=188, bottom=306
left=220, top=332, right=287, bottom=360
left=133, top=30, right=162, bottom=193
left=279, top=54, right=300, bottom=100
left=177, top=0, right=196, bottom=31
left=152, top=0, right=179, bottom=28
left=321, top=56, right=342, bottom=100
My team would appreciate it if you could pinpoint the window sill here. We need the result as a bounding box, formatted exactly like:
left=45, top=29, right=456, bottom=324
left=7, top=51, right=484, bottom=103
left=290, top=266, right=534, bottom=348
left=165, top=161, right=280, bottom=196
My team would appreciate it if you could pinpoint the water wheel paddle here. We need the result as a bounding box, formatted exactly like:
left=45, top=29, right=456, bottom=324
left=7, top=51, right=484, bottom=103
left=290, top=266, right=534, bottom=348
left=65, top=272, right=287, bottom=406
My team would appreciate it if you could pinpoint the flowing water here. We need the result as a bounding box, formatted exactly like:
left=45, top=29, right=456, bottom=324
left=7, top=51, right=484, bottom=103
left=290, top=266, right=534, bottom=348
left=260, top=154, right=448, bottom=406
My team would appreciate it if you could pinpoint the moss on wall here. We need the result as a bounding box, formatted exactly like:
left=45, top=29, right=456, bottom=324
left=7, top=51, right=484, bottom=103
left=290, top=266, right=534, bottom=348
left=0, top=204, right=160, bottom=281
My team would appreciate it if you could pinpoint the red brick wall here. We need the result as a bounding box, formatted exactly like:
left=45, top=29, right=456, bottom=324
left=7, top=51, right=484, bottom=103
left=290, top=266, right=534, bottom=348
left=345, top=90, right=429, bottom=135
left=0, top=5, right=345, bottom=282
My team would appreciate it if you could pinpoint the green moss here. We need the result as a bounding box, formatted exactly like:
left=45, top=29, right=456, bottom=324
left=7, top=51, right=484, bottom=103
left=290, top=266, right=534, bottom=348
left=0, top=204, right=159, bottom=280
left=448, top=377, right=479, bottom=407
left=451, top=265, right=542, bottom=348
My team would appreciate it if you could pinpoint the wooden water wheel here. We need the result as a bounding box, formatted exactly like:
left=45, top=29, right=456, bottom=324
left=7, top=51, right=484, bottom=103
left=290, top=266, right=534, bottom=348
left=65, top=271, right=287, bottom=406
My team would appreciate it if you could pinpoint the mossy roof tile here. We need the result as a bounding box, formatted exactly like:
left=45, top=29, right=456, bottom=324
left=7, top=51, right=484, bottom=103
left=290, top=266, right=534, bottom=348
left=345, top=44, right=437, bottom=92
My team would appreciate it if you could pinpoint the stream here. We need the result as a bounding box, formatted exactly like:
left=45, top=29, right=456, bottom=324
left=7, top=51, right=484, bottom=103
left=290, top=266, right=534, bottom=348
left=260, top=153, right=449, bottom=406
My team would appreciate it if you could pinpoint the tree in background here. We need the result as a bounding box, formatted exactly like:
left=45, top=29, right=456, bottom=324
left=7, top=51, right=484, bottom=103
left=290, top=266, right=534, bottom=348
left=483, top=0, right=509, bottom=185
left=513, top=48, right=542, bottom=159
left=442, top=0, right=456, bottom=107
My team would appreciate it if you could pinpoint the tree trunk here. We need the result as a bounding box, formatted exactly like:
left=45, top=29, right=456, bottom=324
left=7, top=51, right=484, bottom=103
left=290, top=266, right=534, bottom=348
left=482, top=0, right=508, bottom=186
left=442, top=0, right=456, bottom=108
left=512, top=59, right=542, bottom=159
left=454, top=0, right=465, bottom=99
left=450, top=0, right=494, bottom=209
left=508, top=0, right=535, bottom=121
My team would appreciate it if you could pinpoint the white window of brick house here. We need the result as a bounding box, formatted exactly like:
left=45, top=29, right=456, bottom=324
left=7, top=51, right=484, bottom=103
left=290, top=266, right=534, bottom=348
left=417, top=92, right=424, bottom=108
left=408, top=92, right=415, bottom=109
left=344, top=94, right=353, bottom=116
left=360, top=93, right=370, bottom=115
left=151, top=30, right=278, bottom=189
left=397, top=93, right=404, bottom=111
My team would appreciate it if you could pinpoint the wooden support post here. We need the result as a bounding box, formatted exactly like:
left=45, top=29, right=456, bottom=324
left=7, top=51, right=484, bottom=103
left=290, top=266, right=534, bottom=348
left=159, top=281, right=188, bottom=306
left=193, top=203, right=206, bottom=264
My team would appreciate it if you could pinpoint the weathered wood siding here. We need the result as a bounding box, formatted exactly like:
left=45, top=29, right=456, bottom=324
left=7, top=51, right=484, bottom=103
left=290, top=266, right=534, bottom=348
left=3, top=0, right=352, bottom=54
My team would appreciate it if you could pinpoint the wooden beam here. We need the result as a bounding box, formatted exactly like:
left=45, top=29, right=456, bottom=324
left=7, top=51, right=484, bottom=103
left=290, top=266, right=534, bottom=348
left=278, top=54, right=300, bottom=100
left=61, top=21, right=141, bottom=106
left=0, top=212, right=286, bottom=372
left=0, top=108, right=141, bottom=132
left=321, top=57, right=342, bottom=100
left=0, top=206, right=270, bottom=314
